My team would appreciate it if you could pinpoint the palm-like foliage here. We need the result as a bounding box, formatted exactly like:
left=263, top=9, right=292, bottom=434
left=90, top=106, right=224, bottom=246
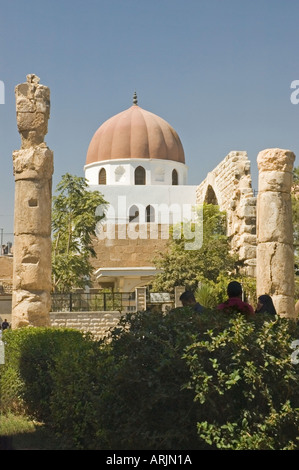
left=52, top=173, right=108, bottom=292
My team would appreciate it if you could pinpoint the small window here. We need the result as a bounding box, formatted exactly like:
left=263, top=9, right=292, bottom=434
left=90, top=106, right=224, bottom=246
left=99, top=168, right=107, bottom=185
left=172, top=169, right=178, bottom=185
left=129, top=205, right=139, bottom=222
left=146, top=205, right=155, bottom=223
left=135, top=166, right=146, bottom=185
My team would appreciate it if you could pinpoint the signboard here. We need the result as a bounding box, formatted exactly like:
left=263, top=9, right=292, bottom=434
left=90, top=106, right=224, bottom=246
left=150, top=293, right=171, bottom=303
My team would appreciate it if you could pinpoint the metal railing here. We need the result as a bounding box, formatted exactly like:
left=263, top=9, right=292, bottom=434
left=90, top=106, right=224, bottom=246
left=51, top=291, right=136, bottom=313
left=1, top=291, right=175, bottom=314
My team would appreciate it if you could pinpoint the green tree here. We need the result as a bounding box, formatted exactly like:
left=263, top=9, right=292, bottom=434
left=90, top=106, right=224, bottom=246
left=51, top=173, right=107, bottom=292
left=152, top=204, right=237, bottom=293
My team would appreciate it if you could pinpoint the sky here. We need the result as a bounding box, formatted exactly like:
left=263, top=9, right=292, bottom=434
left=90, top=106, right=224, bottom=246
left=0, top=0, right=299, bottom=244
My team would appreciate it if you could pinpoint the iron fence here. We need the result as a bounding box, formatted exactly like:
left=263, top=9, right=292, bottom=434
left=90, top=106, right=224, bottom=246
left=51, top=291, right=136, bottom=313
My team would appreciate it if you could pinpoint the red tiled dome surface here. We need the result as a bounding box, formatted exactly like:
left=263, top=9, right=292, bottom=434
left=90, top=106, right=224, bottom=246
left=86, top=104, right=185, bottom=165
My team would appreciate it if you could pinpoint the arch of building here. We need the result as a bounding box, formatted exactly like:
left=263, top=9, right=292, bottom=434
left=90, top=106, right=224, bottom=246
left=196, top=151, right=257, bottom=277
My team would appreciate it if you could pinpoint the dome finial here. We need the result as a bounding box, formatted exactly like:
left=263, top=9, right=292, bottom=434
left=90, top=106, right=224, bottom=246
left=133, top=91, right=138, bottom=106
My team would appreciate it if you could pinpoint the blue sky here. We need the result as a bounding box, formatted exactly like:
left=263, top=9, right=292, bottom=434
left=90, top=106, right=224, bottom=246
left=0, top=0, right=299, bottom=243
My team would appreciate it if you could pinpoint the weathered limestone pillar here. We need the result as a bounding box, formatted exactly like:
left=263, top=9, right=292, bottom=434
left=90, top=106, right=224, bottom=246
left=11, top=74, right=53, bottom=328
left=256, top=148, right=295, bottom=317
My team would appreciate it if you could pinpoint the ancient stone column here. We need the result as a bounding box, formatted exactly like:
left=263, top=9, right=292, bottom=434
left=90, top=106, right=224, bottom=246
left=11, top=74, right=54, bottom=328
left=256, top=148, right=296, bottom=318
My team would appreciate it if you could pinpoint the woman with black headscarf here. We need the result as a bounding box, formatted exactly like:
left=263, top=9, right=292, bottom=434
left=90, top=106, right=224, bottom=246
left=255, top=294, right=277, bottom=316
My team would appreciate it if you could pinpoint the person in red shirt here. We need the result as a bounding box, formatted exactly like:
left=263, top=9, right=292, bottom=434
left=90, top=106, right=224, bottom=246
left=217, top=281, right=254, bottom=315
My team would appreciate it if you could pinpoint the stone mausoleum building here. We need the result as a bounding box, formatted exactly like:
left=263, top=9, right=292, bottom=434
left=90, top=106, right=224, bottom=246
left=1, top=75, right=297, bottom=329
left=84, top=93, right=257, bottom=292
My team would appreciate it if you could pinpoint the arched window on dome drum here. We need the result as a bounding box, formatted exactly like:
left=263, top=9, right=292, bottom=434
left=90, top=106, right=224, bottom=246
left=172, top=169, right=178, bottom=185
left=98, top=168, right=107, bottom=185
left=129, top=205, right=139, bottom=223
left=135, top=166, right=146, bottom=185
left=146, top=205, right=155, bottom=223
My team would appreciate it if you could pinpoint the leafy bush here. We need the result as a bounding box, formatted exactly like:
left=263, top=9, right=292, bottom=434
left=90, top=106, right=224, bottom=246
left=0, top=328, right=35, bottom=413
left=97, top=309, right=299, bottom=450
left=183, top=313, right=299, bottom=449
left=17, top=328, right=95, bottom=425
left=96, top=308, right=215, bottom=450
left=0, top=328, right=93, bottom=421
left=47, top=333, right=103, bottom=449
left=2, top=309, right=299, bottom=450
left=0, top=327, right=105, bottom=449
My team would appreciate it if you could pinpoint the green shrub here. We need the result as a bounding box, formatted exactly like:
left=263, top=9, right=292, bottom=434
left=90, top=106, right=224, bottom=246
left=96, top=307, right=211, bottom=450
left=0, top=328, right=94, bottom=421
left=183, top=312, right=299, bottom=450
left=48, top=334, right=103, bottom=449
left=2, top=309, right=299, bottom=450
left=17, top=328, right=94, bottom=424
left=0, top=328, right=36, bottom=413
left=97, top=309, right=299, bottom=450
left=0, top=327, right=103, bottom=449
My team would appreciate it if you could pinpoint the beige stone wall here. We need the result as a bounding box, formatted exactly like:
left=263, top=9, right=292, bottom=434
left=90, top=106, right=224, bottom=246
left=49, top=311, right=122, bottom=340
left=91, top=224, right=169, bottom=270
left=196, top=151, right=256, bottom=276
left=0, top=256, right=13, bottom=292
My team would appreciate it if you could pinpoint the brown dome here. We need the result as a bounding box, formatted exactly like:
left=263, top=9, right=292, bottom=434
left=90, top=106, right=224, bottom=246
left=86, top=102, right=185, bottom=165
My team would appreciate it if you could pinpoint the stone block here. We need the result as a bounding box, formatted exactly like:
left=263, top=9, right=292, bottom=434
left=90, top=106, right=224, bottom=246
left=258, top=171, right=293, bottom=193
left=16, top=111, right=48, bottom=133
left=13, top=235, right=52, bottom=291
left=12, top=289, right=51, bottom=328
left=13, top=146, right=54, bottom=180
left=257, top=148, right=295, bottom=173
left=256, top=242, right=295, bottom=297
left=257, top=192, right=293, bottom=243
left=13, top=181, right=52, bottom=235
left=238, top=203, right=256, bottom=219
left=239, top=245, right=256, bottom=260
left=242, top=223, right=256, bottom=234
left=15, top=96, right=36, bottom=112
left=239, top=233, right=257, bottom=246
left=271, top=294, right=295, bottom=318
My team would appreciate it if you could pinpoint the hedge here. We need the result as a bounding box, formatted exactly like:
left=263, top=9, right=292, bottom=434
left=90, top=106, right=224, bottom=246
left=1, top=309, right=299, bottom=450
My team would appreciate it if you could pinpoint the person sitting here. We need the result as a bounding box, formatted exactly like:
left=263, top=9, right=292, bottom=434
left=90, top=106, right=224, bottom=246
left=180, top=291, right=204, bottom=313
left=255, top=294, right=277, bottom=316
left=217, top=281, right=254, bottom=315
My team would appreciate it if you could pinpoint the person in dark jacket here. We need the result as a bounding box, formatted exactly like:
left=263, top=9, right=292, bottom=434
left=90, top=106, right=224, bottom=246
left=180, top=291, right=204, bottom=313
left=1, top=319, right=9, bottom=330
